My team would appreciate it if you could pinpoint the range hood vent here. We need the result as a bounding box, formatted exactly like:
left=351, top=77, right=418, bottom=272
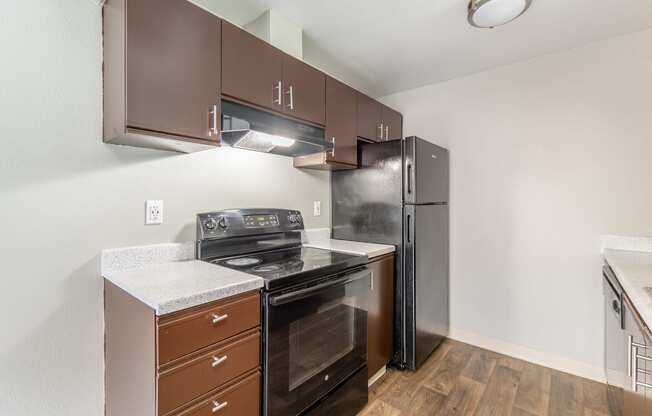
left=221, top=101, right=328, bottom=157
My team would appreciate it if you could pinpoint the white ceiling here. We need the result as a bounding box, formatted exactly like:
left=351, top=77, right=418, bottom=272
left=229, top=0, right=652, bottom=97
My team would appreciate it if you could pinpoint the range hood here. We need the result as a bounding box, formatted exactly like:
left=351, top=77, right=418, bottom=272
left=221, top=101, right=329, bottom=157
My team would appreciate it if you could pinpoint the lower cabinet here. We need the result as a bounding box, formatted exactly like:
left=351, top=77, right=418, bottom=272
left=105, top=283, right=261, bottom=416
left=367, top=254, right=395, bottom=379
left=623, top=295, right=652, bottom=415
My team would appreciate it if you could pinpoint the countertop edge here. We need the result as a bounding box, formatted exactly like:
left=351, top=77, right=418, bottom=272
left=604, top=249, right=652, bottom=334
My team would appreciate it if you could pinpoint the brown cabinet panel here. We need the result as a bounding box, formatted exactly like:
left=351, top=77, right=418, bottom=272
left=367, top=254, right=395, bottom=379
left=282, top=55, right=326, bottom=125
left=171, top=371, right=261, bottom=416
left=382, top=105, right=403, bottom=141
left=126, top=0, right=220, bottom=142
left=221, top=21, right=283, bottom=112
left=158, top=331, right=260, bottom=415
left=158, top=292, right=260, bottom=365
left=357, top=93, right=383, bottom=141
left=325, top=77, right=357, bottom=166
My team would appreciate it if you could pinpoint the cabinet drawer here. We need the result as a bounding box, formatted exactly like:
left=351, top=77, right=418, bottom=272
left=158, top=292, right=260, bottom=365
left=158, top=331, right=260, bottom=415
left=170, top=370, right=261, bottom=416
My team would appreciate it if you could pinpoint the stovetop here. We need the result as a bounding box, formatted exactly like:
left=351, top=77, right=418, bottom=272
left=210, top=246, right=367, bottom=291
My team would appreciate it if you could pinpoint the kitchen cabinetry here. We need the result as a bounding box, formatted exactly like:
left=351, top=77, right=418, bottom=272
left=357, top=93, right=403, bottom=142
left=367, top=254, right=395, bottom=380
left=103, top=0, right=221, bottom=152
left=382, top=105, right=403, bottom=141
left=105, top=283, right=261, bottom=416
left=623, top=295, right=652, bottom=415
left=222, top=22, right=325, bottom=126
left=221, top=21, right=283, bottom=115
left=293, top=76, right=358, bottom=170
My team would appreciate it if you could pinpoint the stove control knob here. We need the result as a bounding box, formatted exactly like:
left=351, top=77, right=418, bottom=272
left=288, top=214, right=297, bottom=224
left=204, top=218, right=217, bottom=230
left=217, top=216, right=228, bottom=230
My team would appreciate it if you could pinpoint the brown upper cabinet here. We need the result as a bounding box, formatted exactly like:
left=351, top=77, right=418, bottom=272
left=221, top=21, right=283, bottom=115
left=103, top=0, right=221, bottom=152
left=325, top=77, right=358, bottom=166
left=222, top=22, right=325, bottom=126
left=293, top=76, right=357, bottom=170
left=382, top=105, right=403, bottom=141
left=357, top=93, right=403, bottom=142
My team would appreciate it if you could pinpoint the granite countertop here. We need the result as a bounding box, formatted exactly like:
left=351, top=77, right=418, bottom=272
left=102, top=243, right=263, bottom=315
left=604, top=248, right=652, bottom=331
left=303, top=239, right=395, bottom=259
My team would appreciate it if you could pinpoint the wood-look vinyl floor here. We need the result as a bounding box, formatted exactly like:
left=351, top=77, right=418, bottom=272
left=359, top=339, right=611, bottom=416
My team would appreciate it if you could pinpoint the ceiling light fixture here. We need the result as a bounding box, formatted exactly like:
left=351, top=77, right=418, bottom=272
left=468, top=0, right=532, bottom=28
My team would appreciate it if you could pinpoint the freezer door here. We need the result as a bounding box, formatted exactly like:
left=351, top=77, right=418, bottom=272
left=331, top=140, right=403, bottom=245
left=404, top=137, right=449, bottom=204
left=403, top=204, right=449, bottom=369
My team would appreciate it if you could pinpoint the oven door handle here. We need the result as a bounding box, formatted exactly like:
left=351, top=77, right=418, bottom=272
left=269, top=269, right=370, bottom=306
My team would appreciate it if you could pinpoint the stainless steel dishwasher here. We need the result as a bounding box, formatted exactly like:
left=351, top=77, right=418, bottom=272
left=603, top=264, right=627, bottom=415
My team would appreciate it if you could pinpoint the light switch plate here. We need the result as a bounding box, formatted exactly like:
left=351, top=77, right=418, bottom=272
left=313, top=201, right=321, bottom=216
left=145, top=200, right=163, bottom=225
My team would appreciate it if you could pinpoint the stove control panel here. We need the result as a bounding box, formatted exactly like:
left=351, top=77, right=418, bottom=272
left=244, top=214, right=279, bottom=228
left=197, top=209, right=304, bottom=240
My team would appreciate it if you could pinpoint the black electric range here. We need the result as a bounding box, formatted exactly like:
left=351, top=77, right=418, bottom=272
left=196, top=209, right=370, bottom=416
left=211, top=246, right=367, bottom=291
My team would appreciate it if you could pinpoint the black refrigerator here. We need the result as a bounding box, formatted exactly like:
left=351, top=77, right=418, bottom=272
left=331, top=136, right=449, bottom=370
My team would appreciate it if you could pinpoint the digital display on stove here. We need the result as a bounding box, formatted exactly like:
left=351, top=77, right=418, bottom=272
left=244, top=214, right=279, bottom=228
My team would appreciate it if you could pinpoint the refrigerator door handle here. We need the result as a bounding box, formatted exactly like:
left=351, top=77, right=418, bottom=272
left=407, top=164, right=412, bottom=194
left=406, top=214, right=411, bottom=242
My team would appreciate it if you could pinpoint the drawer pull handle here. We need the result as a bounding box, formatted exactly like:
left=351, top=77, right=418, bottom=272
left=211, top=313, right=228, bottom=324
left=211, top=355, right=228, bottom=368
left=212, top=400, right=228, bottom=413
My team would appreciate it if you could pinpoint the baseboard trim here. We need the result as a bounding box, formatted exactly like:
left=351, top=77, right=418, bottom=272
left=448, top=328, right=605, bottom=383
left=368, top=366, right=386, bottom=387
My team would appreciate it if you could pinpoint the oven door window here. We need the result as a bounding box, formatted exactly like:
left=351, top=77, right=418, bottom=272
left=264, top=269, right=369, bottom=416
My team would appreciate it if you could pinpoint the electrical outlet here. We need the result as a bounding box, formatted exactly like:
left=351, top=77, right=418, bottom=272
left=313, top=201, right=321, bottom=217
left=145, top=200, right=163, bottom=225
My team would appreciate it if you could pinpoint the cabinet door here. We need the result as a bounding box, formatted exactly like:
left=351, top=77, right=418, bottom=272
left=623, top=297, right=652, bottom=415
left=382, top=105, right=403, bottom=141
left=221, top=21, right=283, bottom=112
left=367, top=255, right=395, bottom=379
left=325, top=77, right=357, bottom=166
left=127, top=0, right=220, bottom=142
left=282, top=55, right=326, bottom=125
left=357, top=93, right=383, bottom=141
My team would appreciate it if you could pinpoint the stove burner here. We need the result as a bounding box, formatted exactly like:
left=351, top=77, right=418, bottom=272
left=225, top=257, right=262, bottom=267
left=253, top=264, right=283, bottom=273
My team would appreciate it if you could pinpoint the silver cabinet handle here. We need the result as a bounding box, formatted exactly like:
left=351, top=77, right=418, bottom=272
left=211, top=355, right=228, bottom=368
left=286, top=85, right=294, bottom=110
left=629, top=335, right=633, bottom=377
left=209, top=104, right=218, bottom=137
left=273, top=81, right=282, bottom=106
left=330, top=137, right=336, bottom=158
left=211, top=313, right=228, bottom=324
left=385, top=125, right=389, bottom=140
left=370, top=271, right=374, bottom=291
left=378, top=123, right=384, bottom=140
left=211, top=400, right=228, bottom=413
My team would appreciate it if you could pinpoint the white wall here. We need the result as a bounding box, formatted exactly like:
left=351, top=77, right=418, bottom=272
left=0, top=1, right=329, bottom=414
left=381, top=29, right=652, bottom=380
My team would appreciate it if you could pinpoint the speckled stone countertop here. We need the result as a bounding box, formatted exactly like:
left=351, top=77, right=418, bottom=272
left=603, top=236, right=652, bottom=331
left=101, top=243, right=262, bottom=315
left=301, top=228, right=395, bottom=259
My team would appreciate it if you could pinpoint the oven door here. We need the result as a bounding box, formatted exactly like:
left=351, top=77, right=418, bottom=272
left=263, top=267, right=370, bottom=416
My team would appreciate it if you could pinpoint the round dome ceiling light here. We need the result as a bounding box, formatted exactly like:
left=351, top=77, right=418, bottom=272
left=468, top=0, right=532, bottom=28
